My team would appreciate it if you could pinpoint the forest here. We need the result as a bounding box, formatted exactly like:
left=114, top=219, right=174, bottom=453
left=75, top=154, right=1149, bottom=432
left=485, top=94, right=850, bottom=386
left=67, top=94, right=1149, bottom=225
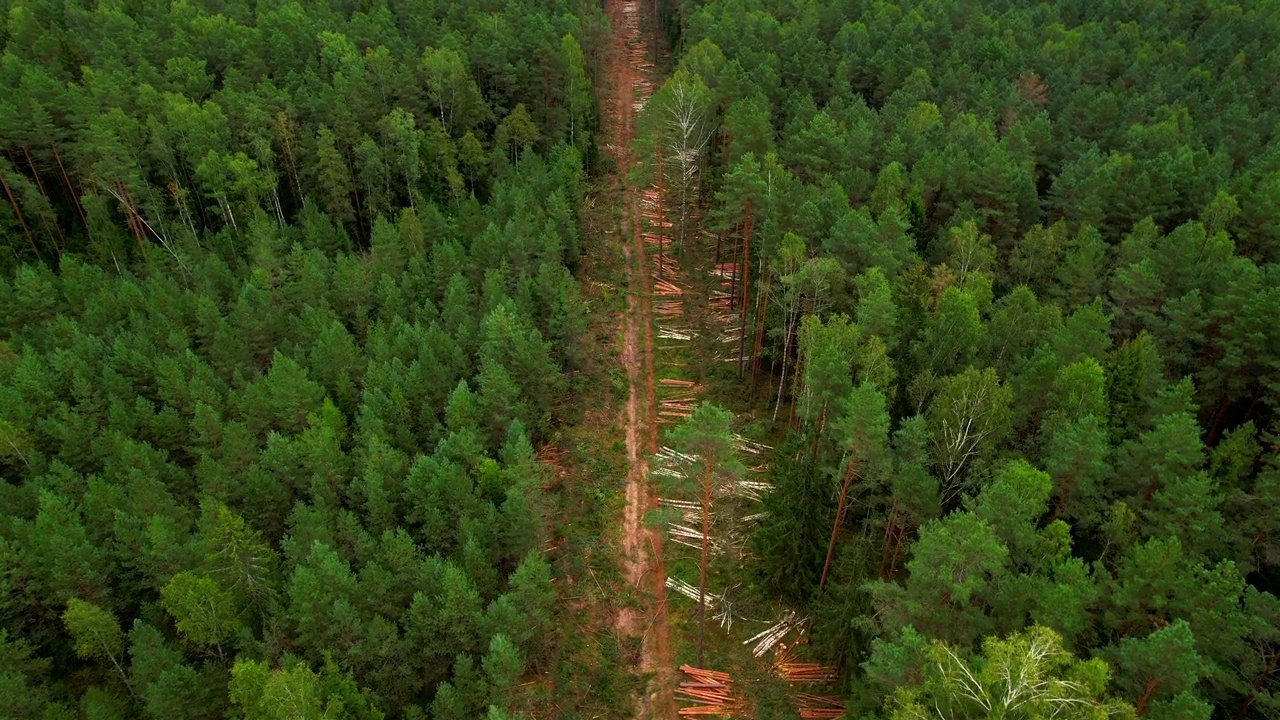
left=2, top=0, right=1280, bottom=719
left=641, top=0, right=1280, bottom=718
left=0, top=0, right=601, bottom=718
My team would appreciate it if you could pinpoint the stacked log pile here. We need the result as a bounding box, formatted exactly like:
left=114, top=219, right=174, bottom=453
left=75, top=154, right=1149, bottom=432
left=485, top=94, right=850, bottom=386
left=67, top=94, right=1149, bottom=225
left=676, top=665, right=741, bottom=716
left=773, top=645, right=844, bottom=718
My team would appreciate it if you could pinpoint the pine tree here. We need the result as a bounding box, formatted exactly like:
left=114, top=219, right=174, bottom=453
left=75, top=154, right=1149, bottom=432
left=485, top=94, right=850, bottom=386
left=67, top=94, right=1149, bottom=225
left=665, top=403, right=743, bottom=666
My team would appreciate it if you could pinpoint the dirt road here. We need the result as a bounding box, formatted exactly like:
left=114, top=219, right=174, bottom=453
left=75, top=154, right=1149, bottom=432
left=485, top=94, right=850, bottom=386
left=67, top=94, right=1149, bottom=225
left=599, top=0, right=672, bottom=717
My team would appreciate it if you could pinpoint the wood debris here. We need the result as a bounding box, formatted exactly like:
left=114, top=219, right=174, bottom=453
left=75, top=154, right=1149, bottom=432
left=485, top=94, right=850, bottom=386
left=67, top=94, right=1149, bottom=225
left=659, top=497, right=702, bottom=524
left=794, top=693, right=845, bottom=719
left=656, top=300, right=684, bottom=316
left=733, top=434, right=772, bottom=454
left=535, top=445, right=569, bottom=487
left=657, top=446, right=699, bottom=465
left=774, top=646, right=839, bottom=684
left=677, top=666, right=742, bottom=717
left=665, top=577, right=717, bottom=608
left=668, top=523, right=721, bottom=553
left=729, top=479, right=774, bottom=501
left=744, top=610, right=803, bottom=657
left=654, top=278, right=684, bottom=296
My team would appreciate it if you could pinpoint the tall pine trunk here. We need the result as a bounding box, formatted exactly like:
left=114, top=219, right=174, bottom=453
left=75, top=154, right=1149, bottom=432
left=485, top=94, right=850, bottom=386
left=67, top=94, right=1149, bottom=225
left=0, top=170, right=37, bottom=258
left=729, top=228, right=741, bottom=312
left=772, top=299, right=797, bottom=424
left=736, top=199, right=752, bottom=377
left=696, top=449, right=714, bottom=667
left=820, top=448, right=857, bottom=590
left=22, top=147, right=65, bottom=254
left=656, top=131, right=664, bottom=279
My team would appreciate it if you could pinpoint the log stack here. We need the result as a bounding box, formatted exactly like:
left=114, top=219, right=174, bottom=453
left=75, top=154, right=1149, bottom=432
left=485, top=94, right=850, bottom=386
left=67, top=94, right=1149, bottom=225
left=771, top=646, right=844, bottom=717
left=676, top=665, right=742, bottom=717
left=793, top=692, right=845, bottom=719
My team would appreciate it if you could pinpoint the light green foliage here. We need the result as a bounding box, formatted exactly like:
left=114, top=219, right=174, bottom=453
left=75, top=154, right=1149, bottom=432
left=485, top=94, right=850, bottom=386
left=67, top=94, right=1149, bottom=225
left=62, top=599, right=124, bottom=664
left=885, top=626, right=1136, bottom=720
left=200, top=500, right=279, bottom=607
left=665, top=403, right=744, bottom=664
left=159, top=572, right=240, bottom=653
left=495, top=105, right=540, bottom=165
left=926, top=368, right=1013, bottom=499
left=559, top=34, right=593, bottom=152
left=229, top=657, right=383, bottom=720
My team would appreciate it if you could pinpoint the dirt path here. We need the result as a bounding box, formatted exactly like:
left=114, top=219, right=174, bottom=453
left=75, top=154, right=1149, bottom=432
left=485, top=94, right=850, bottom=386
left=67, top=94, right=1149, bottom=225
left=599, top=0, right=672, bottom=717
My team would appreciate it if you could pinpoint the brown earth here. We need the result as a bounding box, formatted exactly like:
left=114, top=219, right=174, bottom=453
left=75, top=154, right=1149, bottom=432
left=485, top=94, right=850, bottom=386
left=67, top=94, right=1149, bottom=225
left=598, top=0, right=673, bottom=718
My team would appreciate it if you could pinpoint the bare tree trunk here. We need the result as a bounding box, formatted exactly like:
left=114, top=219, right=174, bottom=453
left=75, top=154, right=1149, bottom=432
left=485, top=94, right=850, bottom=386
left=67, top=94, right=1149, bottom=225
left=729, top=228, right=740, bottom=311
left=697, top=449, right=714, bottom=667
left=87, top=626, right=137, bottom=701
left=1135, top=678, right=1161, bottom=716
left=272, top=186, right=286, bottom=224
left=772, top=302, right=797, bottom=424
left=750, top=272, right=770, bottom=391
left=656, top=131, right=664, bottom=279
left=878, top=503, right=900, bottom=580
left=788, top=313, right=804, bottom=430
left=736, top=199, right=753, bottom=377
left=52, top=146, right=88, bottom=230
left=121, top=183, right=146, bottom=246
left=678, top=154, right=688, bottom=254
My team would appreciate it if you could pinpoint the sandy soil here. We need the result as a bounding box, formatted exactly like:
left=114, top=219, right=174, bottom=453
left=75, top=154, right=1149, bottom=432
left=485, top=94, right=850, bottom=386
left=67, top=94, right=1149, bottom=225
left=598, top=1, right=673, bottom=717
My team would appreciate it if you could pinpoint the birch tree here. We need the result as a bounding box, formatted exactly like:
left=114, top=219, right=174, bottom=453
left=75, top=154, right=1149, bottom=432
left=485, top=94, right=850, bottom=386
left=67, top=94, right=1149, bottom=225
left=421, top=46, right=487, bottom=136
left=656, top=69, right=713, bottom=255
left=927, top=367, right=1013, bottom=503
left=886, top=626, right=1136, bottom=720
left=771, top=234, right=844, bottom=424
left=63, top=599, right=136, bottom=699
left=560, top=34, right=592, bottom=153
